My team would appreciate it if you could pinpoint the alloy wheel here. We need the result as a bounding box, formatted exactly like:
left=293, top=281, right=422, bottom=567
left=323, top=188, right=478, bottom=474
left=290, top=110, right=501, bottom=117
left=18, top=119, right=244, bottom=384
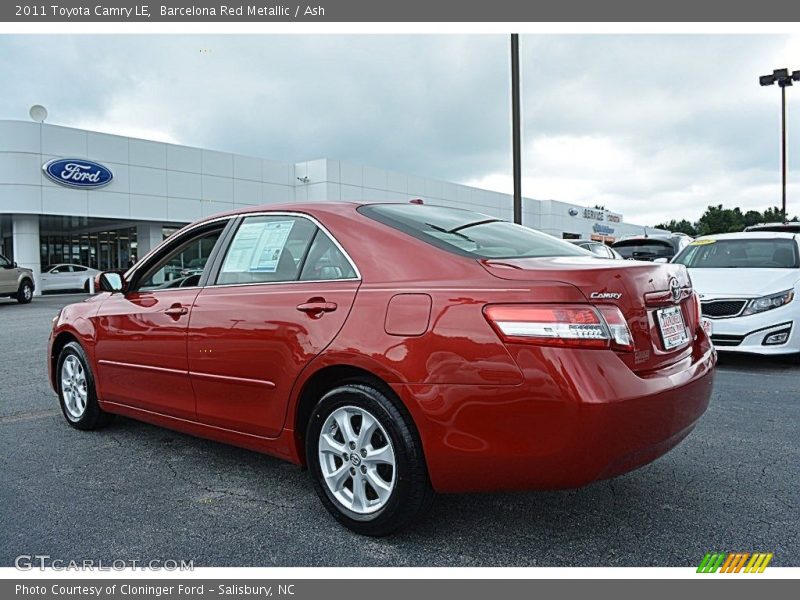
left=61, top=355, right=88, bottom=421
left=318, top=405, right=396, bottom=515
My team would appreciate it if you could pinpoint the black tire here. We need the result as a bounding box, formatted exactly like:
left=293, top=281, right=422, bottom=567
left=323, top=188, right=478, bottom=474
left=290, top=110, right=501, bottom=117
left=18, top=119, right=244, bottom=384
left=56, top=341, right=114, bottom=430
left=83, top=279, right=90, bottom=293
left=16, top=279, right=33, bottom=304
left=306, top=382, right=434, bottom=536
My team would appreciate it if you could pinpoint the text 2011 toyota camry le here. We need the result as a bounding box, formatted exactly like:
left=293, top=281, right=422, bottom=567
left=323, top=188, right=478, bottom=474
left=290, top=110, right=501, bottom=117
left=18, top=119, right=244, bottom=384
left=48, top=202, right=716, bottom=535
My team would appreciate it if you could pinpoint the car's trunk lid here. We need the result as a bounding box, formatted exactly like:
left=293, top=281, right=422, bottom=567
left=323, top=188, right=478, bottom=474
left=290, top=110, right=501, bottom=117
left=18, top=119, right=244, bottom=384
left=479, top=256, right=697, bottom=373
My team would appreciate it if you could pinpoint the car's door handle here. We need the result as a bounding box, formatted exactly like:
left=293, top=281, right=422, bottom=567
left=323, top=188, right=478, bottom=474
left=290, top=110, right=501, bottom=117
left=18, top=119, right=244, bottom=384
left=296, top=300, right=338, bottom=315
left=164, top=304, right=189, bottom=316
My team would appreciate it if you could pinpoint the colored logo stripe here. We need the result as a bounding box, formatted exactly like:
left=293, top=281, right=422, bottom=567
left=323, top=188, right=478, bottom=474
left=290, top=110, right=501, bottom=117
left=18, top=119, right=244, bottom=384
left=697, top=552, right=773, bottom=573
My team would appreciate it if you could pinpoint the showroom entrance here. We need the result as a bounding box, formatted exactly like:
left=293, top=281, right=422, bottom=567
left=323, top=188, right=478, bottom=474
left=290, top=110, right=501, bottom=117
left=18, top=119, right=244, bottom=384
left=39, top=216, right=142, bottom=271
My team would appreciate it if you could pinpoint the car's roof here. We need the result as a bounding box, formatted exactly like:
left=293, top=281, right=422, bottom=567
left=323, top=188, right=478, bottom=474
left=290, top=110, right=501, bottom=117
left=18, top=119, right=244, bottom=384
left=695, top=231, right=799, bottom=241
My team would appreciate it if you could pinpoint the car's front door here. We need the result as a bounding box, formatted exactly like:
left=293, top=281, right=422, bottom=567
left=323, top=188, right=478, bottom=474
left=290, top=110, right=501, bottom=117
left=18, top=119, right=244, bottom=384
left=0, top=254, right=16, bottom=294
left=187, top=214, right=360, bottom=437
left=92, top=221, right=229, bottom=419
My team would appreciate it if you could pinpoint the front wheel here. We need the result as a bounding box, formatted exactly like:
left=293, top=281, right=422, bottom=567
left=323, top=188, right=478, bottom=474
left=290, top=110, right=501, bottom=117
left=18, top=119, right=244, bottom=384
left=57, top=341, right=114, bottom=430
left=306, top=383, right=433, bottom=536
left=16, top=280, right=33, bottom=304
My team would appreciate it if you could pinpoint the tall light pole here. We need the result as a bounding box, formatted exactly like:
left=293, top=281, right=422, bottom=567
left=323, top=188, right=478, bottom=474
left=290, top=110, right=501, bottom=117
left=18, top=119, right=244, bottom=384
left=759, top=68, right=800, bottom=221
left=510, top=34, right=522, bottom=225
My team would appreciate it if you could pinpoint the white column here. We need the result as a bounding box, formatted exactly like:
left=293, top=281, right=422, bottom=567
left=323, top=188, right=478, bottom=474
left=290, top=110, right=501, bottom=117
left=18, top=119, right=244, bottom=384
left=135, top=222, right=164, bottom=262
left=12, top=214, right=41, bottom=296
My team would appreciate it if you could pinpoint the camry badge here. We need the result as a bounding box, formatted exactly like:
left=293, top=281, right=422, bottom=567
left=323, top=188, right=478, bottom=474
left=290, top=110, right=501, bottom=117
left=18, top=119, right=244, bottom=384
left=590, top=292, right=622, bottom=300
left=669, top=277, right=681, bottom=302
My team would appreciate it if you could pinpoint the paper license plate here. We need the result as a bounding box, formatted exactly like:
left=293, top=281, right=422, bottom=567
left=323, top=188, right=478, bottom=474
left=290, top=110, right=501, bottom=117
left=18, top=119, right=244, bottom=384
left=656, top=305, right=689, bottom=350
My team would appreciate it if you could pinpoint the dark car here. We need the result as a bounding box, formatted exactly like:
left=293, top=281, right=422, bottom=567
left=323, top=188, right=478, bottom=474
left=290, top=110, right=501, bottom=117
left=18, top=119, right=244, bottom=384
left=612, top=233, right=693, bottom=262
left=48, top=202, right=715, bottom=535
left=744, top=222, right=800, bottom=234
left=567, top=239, right=624, bottom=259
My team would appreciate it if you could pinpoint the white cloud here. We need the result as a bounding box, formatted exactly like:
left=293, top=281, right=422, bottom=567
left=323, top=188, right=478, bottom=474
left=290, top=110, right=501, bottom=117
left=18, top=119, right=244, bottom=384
left=1, top=34, right=798, bottom=226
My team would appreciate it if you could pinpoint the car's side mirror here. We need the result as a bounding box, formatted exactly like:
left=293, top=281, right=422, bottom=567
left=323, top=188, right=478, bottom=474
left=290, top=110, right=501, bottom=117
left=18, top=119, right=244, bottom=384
left=13, top=261, right=18, bottom=268
left=96, top=272, right=125, bottom=293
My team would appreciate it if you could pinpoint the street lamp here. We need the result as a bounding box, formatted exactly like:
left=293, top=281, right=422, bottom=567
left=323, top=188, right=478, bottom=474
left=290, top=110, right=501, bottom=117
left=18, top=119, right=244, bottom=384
left=759, top=68, right=799, bottom=221
left=510, top=34, right=522, bottom=225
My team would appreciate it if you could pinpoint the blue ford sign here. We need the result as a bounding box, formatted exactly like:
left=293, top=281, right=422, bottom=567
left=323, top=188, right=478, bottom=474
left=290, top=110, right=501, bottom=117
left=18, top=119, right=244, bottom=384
left=42, top=158, right=113, bottom=189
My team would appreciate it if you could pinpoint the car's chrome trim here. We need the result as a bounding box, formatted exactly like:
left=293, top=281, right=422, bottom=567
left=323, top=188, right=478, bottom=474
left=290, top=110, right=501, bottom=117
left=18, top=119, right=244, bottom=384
left=123, top=211, right=361, bottom=293
left=97, top=359, right=187, bottom=376
left=189, top=371, right=276, bottom=389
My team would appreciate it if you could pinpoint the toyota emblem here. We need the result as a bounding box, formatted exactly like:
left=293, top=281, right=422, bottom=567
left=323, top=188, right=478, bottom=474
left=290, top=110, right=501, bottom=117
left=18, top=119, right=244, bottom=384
left=669, top=277, right=681, bottom=303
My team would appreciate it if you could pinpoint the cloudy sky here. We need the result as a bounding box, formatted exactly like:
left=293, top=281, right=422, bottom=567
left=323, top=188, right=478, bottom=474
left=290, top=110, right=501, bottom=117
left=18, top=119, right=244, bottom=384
left=1, top=34, right=798, bottom=225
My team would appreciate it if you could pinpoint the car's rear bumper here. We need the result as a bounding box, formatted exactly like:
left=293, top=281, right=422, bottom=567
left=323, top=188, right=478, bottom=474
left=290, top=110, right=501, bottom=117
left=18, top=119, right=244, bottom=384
left=394, top=336, right=716, bottom=493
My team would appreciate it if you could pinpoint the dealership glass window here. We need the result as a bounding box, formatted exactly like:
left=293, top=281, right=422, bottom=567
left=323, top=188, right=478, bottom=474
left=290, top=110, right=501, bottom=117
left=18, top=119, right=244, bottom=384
left=135, top=227, right=224, bottom=291
left=0, top=215, right=12, bottom=261
left=39, top=225, right=139, bottom=271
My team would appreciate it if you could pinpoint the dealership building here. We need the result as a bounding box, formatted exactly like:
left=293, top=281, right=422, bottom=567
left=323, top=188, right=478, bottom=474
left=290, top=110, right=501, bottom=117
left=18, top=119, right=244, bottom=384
left=0, top=119, right=665, bottom=293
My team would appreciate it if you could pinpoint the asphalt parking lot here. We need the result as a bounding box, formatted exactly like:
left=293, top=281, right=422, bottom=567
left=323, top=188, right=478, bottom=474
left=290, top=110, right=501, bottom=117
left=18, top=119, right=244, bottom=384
left=1, top=295, right=798, bottom=567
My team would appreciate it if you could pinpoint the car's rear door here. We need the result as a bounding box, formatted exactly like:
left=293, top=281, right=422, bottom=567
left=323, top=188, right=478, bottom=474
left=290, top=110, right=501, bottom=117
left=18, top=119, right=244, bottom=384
left=92, top=219, right=231, bottom=419
left=187, top=213, right=360, bottom=437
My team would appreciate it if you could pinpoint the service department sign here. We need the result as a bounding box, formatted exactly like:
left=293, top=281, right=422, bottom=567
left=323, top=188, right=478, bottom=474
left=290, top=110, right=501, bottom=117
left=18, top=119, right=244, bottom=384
left=42, top=158, right=113, bottom=189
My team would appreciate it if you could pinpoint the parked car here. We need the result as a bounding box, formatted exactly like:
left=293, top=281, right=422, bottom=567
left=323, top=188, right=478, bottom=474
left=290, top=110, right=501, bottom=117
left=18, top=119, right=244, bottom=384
left=744, top=222, right=800, bottom=234
left=49, top=202, right=716, bottom=535
left=567, top=239, right=624, bottom=259
left=612, top=233, right=693, bottom=261
left=672, top=232, right=800, bottom=355
left=40, top=263, right=100, bottom=292
left=0, top=253, right=35, bottom=303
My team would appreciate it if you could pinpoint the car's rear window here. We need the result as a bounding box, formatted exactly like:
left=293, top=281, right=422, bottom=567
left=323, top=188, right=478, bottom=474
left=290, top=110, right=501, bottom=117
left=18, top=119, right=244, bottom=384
left=612, top=239, right=674, bottom=259
left=673, top=238, right=800, bottom=269
left=358, top=204, right=587, bottom=259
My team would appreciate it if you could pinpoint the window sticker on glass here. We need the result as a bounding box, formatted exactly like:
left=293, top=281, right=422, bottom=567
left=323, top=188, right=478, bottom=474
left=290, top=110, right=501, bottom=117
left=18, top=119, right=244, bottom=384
left=225, top=220, right=295, bottom=273
left=249, top=220, right=295, bottom=272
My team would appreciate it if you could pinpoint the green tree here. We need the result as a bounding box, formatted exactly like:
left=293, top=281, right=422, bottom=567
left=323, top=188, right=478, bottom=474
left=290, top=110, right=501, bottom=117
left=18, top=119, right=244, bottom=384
left=654, top=219, right=697, bottom=236
left=695, top=205, right=745, bottom=235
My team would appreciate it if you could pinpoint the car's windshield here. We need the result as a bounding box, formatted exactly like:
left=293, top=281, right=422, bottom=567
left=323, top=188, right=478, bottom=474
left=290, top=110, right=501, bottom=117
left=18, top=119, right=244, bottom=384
left=673, top=238, right=799, bottom=269
left=612, top=239, right=673, bottom=259
left=359, top=204, right=587, bottom=259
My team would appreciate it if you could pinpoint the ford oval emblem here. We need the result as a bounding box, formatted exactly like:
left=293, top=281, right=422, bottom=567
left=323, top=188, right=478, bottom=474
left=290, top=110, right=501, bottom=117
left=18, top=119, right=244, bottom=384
left=42, top=158, right=113, bottom=189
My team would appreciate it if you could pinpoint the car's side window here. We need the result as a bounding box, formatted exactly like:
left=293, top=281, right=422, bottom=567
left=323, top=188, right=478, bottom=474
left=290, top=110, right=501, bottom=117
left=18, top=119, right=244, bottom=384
left=299, top=231, right=357, bottom=281
left=216, top=216, right=317, bottom=285
left=0, top=255, right=10, bottom=268
left=133, top=226, right=224, bottom=292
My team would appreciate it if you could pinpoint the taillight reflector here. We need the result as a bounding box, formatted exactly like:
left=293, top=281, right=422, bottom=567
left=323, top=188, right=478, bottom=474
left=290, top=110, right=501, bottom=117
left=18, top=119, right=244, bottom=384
left=484, top=304, right=634, bottom=351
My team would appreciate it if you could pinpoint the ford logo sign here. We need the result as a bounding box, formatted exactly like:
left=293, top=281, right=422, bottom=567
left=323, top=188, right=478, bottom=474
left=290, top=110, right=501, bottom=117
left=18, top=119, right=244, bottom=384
left=568, top=208, right=579, bottom=216
left=42, top=158, right=113, bottom=189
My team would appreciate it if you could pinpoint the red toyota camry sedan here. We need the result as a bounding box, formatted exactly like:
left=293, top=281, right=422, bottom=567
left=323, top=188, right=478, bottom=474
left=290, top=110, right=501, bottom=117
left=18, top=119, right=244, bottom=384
left=48, top=202, right=716, bottom=535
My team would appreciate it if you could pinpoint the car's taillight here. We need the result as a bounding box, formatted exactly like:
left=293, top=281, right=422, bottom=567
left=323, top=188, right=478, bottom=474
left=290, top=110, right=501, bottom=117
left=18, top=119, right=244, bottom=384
left=596, top=305, right=635, bottom=351
left=483, top=304, right=634, bottom=351
left=691, top=291, right=702, bottom=324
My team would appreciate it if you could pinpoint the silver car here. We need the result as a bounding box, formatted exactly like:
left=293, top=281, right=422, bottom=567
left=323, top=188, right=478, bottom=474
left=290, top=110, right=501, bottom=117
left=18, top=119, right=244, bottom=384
left=0, top=253, right=35, bottom=303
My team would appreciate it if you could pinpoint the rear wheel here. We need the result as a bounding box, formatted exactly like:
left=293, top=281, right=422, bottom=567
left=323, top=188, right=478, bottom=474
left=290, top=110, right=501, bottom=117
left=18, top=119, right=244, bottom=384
left=306, top=383, right=433, bottom=536
left=16, top=279, right=33, bottom=304
left=57, top=341, right=114, bottom=430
